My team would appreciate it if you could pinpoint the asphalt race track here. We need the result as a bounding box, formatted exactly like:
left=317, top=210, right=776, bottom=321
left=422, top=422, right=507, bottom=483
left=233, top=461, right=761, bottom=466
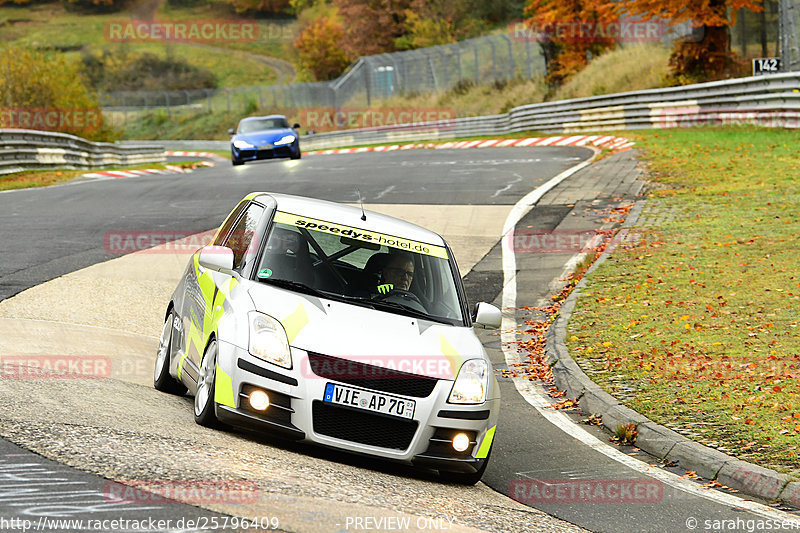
left=0, top=147, right=798, bottom=533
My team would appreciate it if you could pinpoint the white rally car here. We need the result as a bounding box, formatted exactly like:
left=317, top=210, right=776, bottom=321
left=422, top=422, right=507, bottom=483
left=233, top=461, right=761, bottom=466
left=154, top=192, right=502, bottom=483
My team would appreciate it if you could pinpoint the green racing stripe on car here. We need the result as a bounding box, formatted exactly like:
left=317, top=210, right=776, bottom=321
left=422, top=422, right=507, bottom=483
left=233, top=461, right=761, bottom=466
left=475, top=425, right=496, bottom=459
left=214, top=364, right=236, bottom=407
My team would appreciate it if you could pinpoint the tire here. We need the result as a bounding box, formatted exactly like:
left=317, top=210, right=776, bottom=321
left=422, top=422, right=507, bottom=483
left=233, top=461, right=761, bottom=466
left=232, top=159, right=244, bottom=166
left=153, top=311, right=187, bottom=395
left=290, top=147, right=301, bottom=160
left=439, top=450, right=491, bottom=485
left=194, top=339, right=221, bottom=427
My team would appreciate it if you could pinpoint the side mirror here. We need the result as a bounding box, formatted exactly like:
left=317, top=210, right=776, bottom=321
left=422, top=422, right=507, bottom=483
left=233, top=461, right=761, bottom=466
left=292, top=123, right=300, bottom=130
left=473, top=302, right=502, bottom=329
left=198, top=246, right=234, bottom=272
left=227, top=128, right=235, bottom=135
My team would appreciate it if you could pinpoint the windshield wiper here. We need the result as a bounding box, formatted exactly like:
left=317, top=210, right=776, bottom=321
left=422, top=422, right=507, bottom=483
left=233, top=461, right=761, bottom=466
left=257, top=278, right=329, bottom=299
left=338, top=295, right=444, bottom=323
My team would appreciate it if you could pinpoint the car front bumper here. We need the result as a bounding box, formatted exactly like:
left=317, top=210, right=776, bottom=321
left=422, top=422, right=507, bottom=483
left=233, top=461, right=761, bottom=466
left=214, top=341, right=499, bottom=474
left=232, top=143, right=298, bottom=162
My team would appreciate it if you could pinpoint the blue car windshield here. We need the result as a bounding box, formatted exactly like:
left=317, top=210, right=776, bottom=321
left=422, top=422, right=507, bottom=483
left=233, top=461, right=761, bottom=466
left=238, top=118, right=290, bottom=133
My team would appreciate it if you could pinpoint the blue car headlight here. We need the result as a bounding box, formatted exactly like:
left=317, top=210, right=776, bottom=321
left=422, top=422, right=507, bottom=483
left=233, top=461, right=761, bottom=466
left=233, top=139, right=255, bottom=150
left=274, top=135, right=296, bottom=146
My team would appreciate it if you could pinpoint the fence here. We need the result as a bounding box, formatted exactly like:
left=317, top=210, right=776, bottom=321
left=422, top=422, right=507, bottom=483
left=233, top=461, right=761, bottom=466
left=99, top=33, right=547, bottom=115
left=0, top=129, right=164, bottom=175
left=290, top=72, right=799, bottom=149
left=117, top=72, right=800, bottom=154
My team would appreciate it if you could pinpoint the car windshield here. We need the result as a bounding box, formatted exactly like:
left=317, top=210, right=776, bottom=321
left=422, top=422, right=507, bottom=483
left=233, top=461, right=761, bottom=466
left=238, top=118, right=290, bottom=133
left=254, top=212, right=465, bottom=325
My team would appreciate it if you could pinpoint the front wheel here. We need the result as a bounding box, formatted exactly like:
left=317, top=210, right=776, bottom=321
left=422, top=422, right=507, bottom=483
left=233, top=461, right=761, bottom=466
left=154, top=311, right=187, bottom=395
left=194, top=339, right=220, bottom=427
left=232, top=159, right=244, bottom=166
left=290, top=147, right=301, bottom=160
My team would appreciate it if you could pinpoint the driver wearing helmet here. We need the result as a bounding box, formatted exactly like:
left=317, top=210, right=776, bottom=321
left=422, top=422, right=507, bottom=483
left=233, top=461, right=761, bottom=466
left=376, top=252, right=414, bottom=294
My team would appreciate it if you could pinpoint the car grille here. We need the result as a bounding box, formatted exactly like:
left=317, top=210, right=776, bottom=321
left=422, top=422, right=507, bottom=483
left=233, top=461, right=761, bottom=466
left=306, top=352, right=439, bottom=398
left=312, top=401, right=418, bottom=450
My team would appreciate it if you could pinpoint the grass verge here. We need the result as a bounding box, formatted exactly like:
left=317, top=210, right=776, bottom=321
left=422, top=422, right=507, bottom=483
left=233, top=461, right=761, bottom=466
left=0, top=161, right=201, bottom=191
left=568, top=127, right=800, bottom=476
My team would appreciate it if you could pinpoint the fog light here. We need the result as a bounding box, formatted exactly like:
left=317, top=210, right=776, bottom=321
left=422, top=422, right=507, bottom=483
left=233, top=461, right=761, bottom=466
left=249, top=390, right=270, bottom=411
left=452, top=433, right=470, bottom=452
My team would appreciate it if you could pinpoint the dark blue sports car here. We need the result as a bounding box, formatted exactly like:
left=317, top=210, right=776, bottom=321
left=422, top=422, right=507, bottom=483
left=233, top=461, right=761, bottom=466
left=229, top=115, right=301, bottom=166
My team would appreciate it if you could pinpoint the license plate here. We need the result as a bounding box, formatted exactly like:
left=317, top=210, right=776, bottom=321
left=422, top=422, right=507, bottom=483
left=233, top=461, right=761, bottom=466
left=259, top=143, right=274, bottom=150
left=323, top=383, right=415, bottom=419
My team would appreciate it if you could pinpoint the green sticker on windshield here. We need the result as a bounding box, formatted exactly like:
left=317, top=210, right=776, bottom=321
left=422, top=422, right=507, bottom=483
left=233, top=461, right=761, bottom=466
left=257, top=268, right=272, bottom=279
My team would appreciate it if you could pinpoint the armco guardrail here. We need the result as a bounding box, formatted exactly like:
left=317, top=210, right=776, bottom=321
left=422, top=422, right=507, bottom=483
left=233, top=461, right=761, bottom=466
left=298, top=73, right=800, bottom=151
left=0, top=129, right=165, bottom=175
left=120, top=73, right=800, bottom=154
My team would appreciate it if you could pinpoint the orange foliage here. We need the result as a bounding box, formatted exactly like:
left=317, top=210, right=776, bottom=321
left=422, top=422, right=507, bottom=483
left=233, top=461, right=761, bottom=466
left=524, top=0, right=620, bottom=85
left=294, top=17, right=353, bottom=81
left=625, top=0, right=763, bottom=80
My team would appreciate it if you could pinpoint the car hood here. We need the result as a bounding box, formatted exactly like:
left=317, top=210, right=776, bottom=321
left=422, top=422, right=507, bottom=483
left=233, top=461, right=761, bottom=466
left=234, top=129, right=295, bottom=145
left=248, top=284, right=483, bottom=380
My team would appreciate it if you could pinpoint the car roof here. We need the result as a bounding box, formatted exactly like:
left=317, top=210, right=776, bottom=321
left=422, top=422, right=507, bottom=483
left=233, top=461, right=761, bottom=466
left=249, top=192, right=447, bottom=247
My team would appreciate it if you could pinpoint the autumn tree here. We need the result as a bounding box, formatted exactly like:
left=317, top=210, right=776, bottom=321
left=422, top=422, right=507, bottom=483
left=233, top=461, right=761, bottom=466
left=0, top=46, right=115, bottom=140
left=334, top=0, right=414, bottom=57
left=624, top=0, right=763, bottom=80
left=524, top=0, right=620, bottom=85
left=395, top=0, right=489, bottom=50
left=294, top=16, right=353, bottom=80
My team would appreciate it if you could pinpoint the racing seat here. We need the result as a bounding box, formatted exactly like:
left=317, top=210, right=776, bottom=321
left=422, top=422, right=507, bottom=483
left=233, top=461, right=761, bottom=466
left=262, top=228, right=314, bottom=286
left=348, top=252, right=390, bottom=295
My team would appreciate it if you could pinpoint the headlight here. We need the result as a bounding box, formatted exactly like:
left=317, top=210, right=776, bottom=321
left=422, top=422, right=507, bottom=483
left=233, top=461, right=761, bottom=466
left=233, top=139, right=255, bottom=149
left=248, top=312, right=292, bottom=369
left=274, top=134, right=295, bottom=146
left=448, top=359, right=488, bottom=404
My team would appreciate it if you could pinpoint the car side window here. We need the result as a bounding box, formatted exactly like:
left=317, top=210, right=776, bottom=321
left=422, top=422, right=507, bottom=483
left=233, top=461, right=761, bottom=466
left=224, top=203, right=265, bottom=270
left=213, top=201, right=248, bottom=246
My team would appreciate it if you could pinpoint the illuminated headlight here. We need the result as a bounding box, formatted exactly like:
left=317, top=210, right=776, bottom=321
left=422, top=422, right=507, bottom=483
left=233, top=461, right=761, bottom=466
left=233, top=139, right=255, bottom=149
left=248, top=312, right=292, bottom=369
left=448, top=359, right=488, bottom=404
left=274, top=135, right=295, bottom=146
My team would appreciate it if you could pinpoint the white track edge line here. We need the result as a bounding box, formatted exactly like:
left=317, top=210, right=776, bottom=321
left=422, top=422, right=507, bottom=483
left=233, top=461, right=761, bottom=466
left=498, top=152, right=800, bottom=523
